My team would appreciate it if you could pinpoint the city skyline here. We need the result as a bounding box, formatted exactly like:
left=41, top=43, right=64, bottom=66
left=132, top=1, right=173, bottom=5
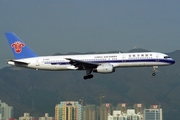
left=0, top=99, right=163, bottom=120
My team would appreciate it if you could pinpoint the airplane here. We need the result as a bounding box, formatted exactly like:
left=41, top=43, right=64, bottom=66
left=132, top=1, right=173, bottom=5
left=5, top=32, right=175, bottom=80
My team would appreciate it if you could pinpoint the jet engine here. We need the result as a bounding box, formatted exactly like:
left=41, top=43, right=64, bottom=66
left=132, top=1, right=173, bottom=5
left=93, top=63, right=115, bottom=73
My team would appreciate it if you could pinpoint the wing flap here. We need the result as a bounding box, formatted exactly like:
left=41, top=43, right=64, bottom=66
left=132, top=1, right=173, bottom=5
left=65, top=58, right=99, bottom=69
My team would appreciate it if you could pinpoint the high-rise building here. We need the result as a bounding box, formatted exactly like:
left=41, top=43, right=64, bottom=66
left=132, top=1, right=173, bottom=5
left=39, top=113, right=53, bottom=120
left=55, top=101, right=82, bottom=120
left=143, top=109, right=162, bottom=120
left=99, top=103, right=114, bottom=120
left=116, top=103, right=127, bottom=114
left=83, top=104, right=96, bottom=120
left=0, top=100, right=13, bottom=120
left=133, top=103, right=145, bottom=114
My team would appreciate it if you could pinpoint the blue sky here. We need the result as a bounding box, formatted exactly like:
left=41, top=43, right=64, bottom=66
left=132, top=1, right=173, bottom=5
left=1, top=0, right=180, bottom=68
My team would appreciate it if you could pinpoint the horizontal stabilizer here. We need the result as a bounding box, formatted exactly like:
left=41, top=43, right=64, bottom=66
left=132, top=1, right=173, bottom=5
left=7, top=60, right=29, bottom=66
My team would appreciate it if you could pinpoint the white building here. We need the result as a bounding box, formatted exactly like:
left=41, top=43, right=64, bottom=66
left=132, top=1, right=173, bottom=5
left=19, top=113, right=32, bottom=120
left=0, top=100, right=13, bottom=120
left=127, top=109, right=140, bottom=120
left=143, top=109, right=162, bottom=120
left=108, top=110, right=127, bottom=120
left=108, top=109, right=141, bottom=120
left=39, top=113, right=53, bottom=120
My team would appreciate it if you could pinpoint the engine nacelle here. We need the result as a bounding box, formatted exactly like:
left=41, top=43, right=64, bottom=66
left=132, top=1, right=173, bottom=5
left=94, top=63, right=115, bottom=74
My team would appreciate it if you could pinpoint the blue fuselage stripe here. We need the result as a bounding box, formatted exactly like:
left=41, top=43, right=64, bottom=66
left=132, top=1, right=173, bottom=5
left=48, top=59, right=175, bottom=65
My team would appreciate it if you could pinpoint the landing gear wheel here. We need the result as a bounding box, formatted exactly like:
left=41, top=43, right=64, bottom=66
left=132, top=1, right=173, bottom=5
left=83, top=74, right=93, bottom=80
left=84, top=76, right=88, bottom=80
left=89, top=74, right=93, bottom=78
left=152, top=73, right=156, bottom=76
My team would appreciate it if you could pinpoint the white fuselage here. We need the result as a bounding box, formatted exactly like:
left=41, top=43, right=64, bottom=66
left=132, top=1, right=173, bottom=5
left=8, top=52, right=175, bottom=71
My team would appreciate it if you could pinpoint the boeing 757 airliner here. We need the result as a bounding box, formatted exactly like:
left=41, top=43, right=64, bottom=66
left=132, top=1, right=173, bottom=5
left=5, top=32, right=175, bottom=79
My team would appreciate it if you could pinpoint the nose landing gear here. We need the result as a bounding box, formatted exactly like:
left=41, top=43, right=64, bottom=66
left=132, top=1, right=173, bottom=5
left=152, top=66, right=158, bottom=76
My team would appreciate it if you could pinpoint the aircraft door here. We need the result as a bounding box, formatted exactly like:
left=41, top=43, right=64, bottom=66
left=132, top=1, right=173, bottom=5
left=36, top=59, right=39, bottom=66
left=156, top=54, right=159, bottom=62
left=122, top=55, right=126, bottom=62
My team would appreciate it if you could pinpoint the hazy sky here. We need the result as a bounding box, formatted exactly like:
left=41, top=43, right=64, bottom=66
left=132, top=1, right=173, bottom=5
left=1, top=0, right=180, bottom=68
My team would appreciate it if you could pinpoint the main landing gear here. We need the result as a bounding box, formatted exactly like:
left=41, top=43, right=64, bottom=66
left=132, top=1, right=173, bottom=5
left=84, top=74, right=93, bottom=80
left=84, top=69, right=93, bottom=80
left=152, top=66, right=158, bottom=76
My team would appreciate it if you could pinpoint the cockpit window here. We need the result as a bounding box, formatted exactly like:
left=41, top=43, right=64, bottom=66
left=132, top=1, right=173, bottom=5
left=164, top=56, right=171, bottom=59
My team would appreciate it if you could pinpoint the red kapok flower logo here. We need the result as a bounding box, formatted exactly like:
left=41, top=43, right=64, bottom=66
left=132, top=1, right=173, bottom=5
left=11, top=41, right=25, bottom=53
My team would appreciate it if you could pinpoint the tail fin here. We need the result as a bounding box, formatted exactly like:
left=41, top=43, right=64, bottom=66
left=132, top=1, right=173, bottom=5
left=5, top=32, right=38, bottom=59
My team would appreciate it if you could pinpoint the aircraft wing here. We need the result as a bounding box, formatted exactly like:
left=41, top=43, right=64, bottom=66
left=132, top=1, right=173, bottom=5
left=65, top=58, right=99, bottom=69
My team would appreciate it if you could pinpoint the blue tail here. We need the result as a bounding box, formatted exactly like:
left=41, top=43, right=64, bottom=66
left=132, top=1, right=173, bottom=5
left=5, top=32, right=38, bottom=59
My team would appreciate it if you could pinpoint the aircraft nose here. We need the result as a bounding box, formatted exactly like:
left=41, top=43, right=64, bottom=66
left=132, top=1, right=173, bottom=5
left=172, top=59, right=175, bottom=64
left=169, top=59, right=175, bottom=65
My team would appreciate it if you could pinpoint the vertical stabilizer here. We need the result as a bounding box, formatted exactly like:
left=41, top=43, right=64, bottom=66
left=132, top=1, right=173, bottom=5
left=5, top=32, right=38, bottom=59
